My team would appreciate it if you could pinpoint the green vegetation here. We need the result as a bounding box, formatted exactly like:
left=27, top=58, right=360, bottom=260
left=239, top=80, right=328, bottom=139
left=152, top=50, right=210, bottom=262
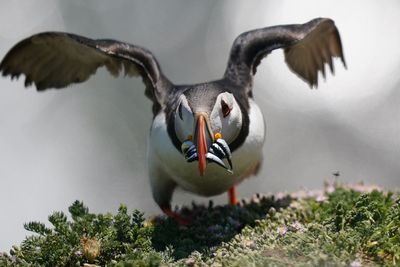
left=1, top=184, right=399, bottom=266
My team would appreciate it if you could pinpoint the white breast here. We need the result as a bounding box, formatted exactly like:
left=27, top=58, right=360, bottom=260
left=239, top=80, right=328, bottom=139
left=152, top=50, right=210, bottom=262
left=147, top=99, right=265, bottom=197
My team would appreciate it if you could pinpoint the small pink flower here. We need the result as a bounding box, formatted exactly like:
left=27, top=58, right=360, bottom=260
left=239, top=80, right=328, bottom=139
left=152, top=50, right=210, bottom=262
left=350, top=260, right=362, bottom=267
left=291, top=221, right=306, bottom=232
left=276, top=226, right=288, bottom=237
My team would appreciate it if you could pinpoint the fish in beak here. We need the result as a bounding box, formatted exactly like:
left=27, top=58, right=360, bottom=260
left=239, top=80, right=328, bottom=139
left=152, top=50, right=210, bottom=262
left=180, top=112, right=233, bottom=175
left=194, top=112, right=214, bottom=176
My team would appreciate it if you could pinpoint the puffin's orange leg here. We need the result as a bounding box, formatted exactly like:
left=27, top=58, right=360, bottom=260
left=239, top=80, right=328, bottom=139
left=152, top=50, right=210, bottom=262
left=228, top=186, right=238, bottom=205
left=161, top=206, right=191, bottom=225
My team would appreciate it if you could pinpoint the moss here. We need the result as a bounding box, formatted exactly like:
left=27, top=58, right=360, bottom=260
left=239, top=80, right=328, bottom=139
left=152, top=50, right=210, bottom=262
left=1, top=184, right=399, bottom=266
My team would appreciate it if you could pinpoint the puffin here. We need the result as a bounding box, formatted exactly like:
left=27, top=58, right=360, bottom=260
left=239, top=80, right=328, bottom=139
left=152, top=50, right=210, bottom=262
left=0, top=18, right=345, bottom=223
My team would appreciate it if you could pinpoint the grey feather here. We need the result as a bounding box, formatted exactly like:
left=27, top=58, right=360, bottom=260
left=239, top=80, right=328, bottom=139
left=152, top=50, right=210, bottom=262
left=0, top=32, right=172, bottom=115
left=224, top=18, right=346, bottom=92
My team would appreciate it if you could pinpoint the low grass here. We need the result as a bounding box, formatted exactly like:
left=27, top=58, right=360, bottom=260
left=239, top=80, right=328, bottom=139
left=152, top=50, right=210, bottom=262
left=1, top=183, right=399, bottom=266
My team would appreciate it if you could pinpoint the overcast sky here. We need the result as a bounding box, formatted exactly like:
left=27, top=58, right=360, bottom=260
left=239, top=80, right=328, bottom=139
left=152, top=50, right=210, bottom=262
left=1, top=0, right=399, bottom=251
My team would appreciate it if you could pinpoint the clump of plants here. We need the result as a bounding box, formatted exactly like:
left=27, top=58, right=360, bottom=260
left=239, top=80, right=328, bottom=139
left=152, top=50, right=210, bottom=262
left=0, top=201, right=167, bottom=266
left=199, top=187, right=399, bottom=266
left=1, top=184, right=399, bottom=266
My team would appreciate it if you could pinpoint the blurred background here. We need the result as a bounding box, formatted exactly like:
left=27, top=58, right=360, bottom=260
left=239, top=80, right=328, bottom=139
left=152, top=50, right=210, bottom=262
left=0, top=0, right=399, bottom=251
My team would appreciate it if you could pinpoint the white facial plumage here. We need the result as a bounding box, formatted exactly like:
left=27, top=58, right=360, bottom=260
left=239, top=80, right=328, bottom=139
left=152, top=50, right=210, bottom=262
left=174, top=95, right=194, bottom=142
left=174, top=92, right=242, bottom=144
left=210, top=92, right=242, bottom=144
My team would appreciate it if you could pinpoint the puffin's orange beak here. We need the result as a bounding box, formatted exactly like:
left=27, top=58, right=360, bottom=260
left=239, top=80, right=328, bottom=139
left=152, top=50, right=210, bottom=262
left=194, top=113, right=213, bottom=176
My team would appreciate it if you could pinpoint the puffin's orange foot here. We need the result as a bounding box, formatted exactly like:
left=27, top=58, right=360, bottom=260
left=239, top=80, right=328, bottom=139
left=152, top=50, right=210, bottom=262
left=228, top=186, right=238, bottom=205
left=161, top=206, right=191, bottom=225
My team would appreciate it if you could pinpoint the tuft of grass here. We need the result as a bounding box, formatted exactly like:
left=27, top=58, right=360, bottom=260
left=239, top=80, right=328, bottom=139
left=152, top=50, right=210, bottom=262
left=1, top=184, right=399, bottom=266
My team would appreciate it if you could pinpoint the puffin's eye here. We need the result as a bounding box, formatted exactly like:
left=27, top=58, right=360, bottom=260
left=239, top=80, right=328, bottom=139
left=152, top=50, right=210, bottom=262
left=178, top=102, right=183, bottom=120
left=221, top=99, right=231, bottom=118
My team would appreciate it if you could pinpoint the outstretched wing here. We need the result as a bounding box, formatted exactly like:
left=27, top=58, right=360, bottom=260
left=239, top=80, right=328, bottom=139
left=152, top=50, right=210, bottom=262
left=224, top=18, right=345, bottom=92
left=0, top=32, right=172, bottom=114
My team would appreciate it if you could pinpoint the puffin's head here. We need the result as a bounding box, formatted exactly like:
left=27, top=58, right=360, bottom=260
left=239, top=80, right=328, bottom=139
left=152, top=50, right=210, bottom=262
left=174, top=88, right=242, bottom=176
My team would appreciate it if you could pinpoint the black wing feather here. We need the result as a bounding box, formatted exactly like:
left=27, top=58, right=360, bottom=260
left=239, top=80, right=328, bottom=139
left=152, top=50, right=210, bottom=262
left=224, top=18, right=346, bottom=92
left=0, top=32, right=172, bottom=114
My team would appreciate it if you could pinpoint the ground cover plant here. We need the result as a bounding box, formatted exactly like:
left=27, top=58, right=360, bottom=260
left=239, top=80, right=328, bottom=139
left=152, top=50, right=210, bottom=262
left=1, top=183, right=399, bottom=266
